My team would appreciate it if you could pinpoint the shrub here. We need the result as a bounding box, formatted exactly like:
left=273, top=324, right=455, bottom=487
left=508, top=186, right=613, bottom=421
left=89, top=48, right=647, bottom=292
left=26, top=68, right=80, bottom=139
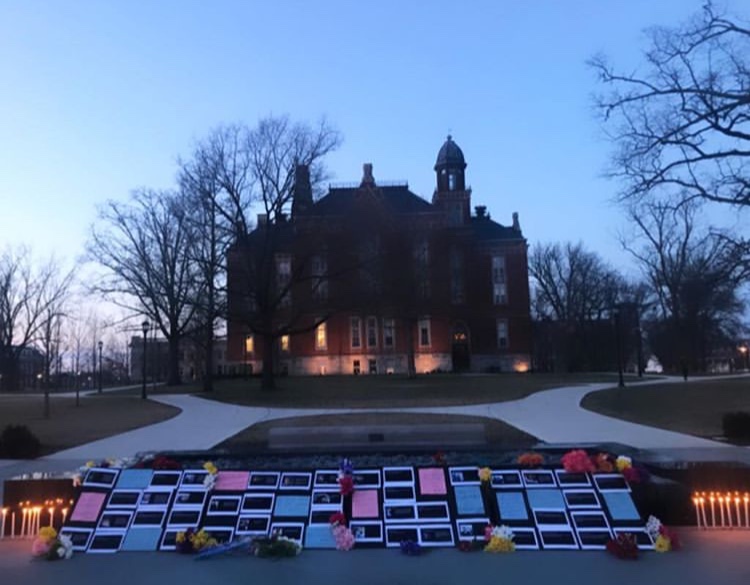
left=722, top=412, right=750, bottom=441
left=0, top=425, right=42, bottom=458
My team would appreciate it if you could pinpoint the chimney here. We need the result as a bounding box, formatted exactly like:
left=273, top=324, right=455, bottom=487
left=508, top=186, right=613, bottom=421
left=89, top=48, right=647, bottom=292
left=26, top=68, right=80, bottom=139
left=291, top=164, right=313, bottom=218
left=257, top=213, right=268, bottom=227
left=360, top=163, right=376, bottom=187
left=512, top=212, right=521, bottom=231
left=474, top=205, right=487, bottom=219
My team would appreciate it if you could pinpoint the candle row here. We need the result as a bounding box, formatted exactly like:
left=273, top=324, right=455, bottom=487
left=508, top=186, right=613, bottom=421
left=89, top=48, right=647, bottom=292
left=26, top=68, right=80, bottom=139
left=692, top=491, right=750, bottom=529
left=0, top=505, right=70, bottom=539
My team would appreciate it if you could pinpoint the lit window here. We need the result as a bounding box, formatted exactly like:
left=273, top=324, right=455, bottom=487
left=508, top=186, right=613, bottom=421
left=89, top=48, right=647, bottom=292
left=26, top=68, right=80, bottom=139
left=351, top=317, right=361, bottom=349
left=367, top=316, right=377, bottom=348
left=418, top=318, right=431, bottom=348
left=315, top=322, right=327, bottom=351
left=244, top=335, right=254, bottom=354
left=383, top=319, right=395, bottom=349
left=497, top=319, right=509, bottom=349
left=280, top=335, right=289, bottom=352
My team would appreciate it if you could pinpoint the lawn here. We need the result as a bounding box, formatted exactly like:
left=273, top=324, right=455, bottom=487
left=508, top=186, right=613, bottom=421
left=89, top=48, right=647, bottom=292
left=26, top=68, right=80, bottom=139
left=215, top=412, right=538, bottom=451
left=0, top=394, right=180, bottom=456
left=123, top=372, right=647, bottom=408
left=581, top=376, right=750, bottom=440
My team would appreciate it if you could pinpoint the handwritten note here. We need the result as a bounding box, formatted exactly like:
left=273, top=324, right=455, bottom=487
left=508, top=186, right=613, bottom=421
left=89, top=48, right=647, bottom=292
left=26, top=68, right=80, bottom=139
left=418, top=468, right=446, bottom=495
left=70, top=492, right=106, bottom=523
left=352, top=490, right=379, bottom=518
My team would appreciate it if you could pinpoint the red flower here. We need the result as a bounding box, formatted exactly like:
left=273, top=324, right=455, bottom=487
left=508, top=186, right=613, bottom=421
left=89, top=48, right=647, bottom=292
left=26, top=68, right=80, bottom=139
left=594, top=453, right=614, bottom=473
left=621, top=466, right=641, bottom=484
left=659, top=526, right=681, bottom=550
left=432, top=451, right=447, bottom=466
left=606, top=533, right=639, bottom=560
left=517, top=452, right=544, bottom=468
left=339, top=475, right=354, bottom=496
left=561, top=449, right=595, bottom=473
left=329, top=512, right=347, bottom=527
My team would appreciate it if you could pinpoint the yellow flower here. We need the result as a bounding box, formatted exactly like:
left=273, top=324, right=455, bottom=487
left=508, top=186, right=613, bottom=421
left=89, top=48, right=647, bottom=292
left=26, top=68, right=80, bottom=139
left=175, top=531, right=186, bottom=544
left=615, top=456, right=632, bottom=472
left=654, top=535, right=671, bottom=553
left=85, top=461, right=95, bottom=468
left=203, top=461, right=218, bottom=475
left=484, top=536, right=515, bottom=553
left=478, top=467, right=492, bottom=482
left=39, top=526, right=57, bottom=541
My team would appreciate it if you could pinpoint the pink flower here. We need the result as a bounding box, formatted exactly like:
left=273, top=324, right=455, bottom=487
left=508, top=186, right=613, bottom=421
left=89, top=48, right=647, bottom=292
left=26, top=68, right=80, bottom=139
left=332, top=524, right=355, bottom=551
left=622, top=466, right=641, bottom=484
left=31, top=538, right=51, bottom=557
left=561, top=449, right=595, bottom=473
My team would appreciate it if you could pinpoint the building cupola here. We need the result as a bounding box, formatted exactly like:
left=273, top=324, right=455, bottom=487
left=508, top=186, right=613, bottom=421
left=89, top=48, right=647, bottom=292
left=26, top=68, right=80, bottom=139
left=434, top=135, right=467, bottom=192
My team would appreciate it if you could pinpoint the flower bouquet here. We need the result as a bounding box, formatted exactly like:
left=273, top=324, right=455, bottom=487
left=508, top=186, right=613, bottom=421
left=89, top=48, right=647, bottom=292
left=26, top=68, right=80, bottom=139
left=252, top=532, right=302, bottom=558
left=338, top=458, right=355, bottom=496
left=646, top=516, right=681, bottom=552
left=606, top=533, right=639, bottom=560
left=517, top=452, right=544, bottom=468
left=31, top=527, right=73, bottom=561
left=483, top=525, right=515, bottom=553
left=175, top=528, right=218, bottom=554
left=202, top=461, right=218, bottom=490
left=329, top=513, right=355, bottom=551
left=561, top=449, right=596, bottom=473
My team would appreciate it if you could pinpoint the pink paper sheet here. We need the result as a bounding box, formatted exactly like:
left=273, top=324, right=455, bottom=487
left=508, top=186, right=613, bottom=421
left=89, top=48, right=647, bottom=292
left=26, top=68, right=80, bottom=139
left=352, top=489, right=379, bottom=518
left=215, top=471, right=250, bottom=491
left=418, top=468, right=447, bottom=495
left=70, top=492, right=106, bottom=522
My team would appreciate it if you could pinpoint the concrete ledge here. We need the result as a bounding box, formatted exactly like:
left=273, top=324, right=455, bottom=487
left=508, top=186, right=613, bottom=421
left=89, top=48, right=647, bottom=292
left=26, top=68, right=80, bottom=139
left=268, top=423, right=486, bottom=450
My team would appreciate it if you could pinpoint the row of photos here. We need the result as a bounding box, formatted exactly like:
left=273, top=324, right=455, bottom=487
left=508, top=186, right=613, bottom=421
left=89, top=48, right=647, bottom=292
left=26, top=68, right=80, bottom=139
left=59, top=465, right=653, bottom=553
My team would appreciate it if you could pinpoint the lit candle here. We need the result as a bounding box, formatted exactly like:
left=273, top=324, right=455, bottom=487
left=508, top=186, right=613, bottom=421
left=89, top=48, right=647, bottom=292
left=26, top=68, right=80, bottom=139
left=61, top=508, right=68, bottom=525
left=719, top=496, right=726, bottom=527
left=20, top=508, right=27, bottom=538
left=744, top=495, right=749, bottom=528
left=700, top=497, right=708, bottom=528
left=10, top=512, right=15, bottom=538
left=735, top=497, right=741, bottom=529
left=48, top=507, right=54, bottom=527
left=693, top=496, right=702, bottom=528
left=35, top=507, right=41, bottom=535
left=726, top=493, right=733, bottom=528
left=0, top=508, right=6, bottom=539
left=710, top=495, right=716, bottom=528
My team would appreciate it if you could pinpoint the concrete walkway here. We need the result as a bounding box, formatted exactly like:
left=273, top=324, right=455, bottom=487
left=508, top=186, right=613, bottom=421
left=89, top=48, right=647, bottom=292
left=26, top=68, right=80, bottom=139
left=40, top=376, right=730, bottom=462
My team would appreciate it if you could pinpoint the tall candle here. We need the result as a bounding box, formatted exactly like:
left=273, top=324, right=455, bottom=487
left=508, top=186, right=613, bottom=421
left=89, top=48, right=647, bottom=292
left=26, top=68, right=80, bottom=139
left=10, top=512, right=15, bottom=538
left=700, top=498, right=708, bottom=528
left=693, top=497, right=702, bottom=528
left=61, top=508, right=68, bottom=525
left=735, top=498, right=741, bottom=529
left=710, top=495, right=716, bottom=528
left=48, top=507, right=54, bottom=527
left=0, top=508, right=6, bottom=539
left=20, top=509, right=27, bottom=538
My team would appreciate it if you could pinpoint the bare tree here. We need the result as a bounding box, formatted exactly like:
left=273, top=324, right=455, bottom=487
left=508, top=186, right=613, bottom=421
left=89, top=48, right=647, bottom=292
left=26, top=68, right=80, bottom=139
left=0, top=247, right=73, bottom=392
left=529, top=242, right=627, bottom=371
left=623, top=200, right=749, bottom=371
left=87, top=189, right=203, bottom=386
left=188, top=116, right=342, bottom=390
left=592, top=3, right=750, bottom=208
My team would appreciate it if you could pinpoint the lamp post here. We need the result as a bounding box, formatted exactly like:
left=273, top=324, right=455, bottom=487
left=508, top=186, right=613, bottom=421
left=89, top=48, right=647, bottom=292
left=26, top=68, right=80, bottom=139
left=97, top=341, right=103, bottom=394
left=740, top=345, right=749, bottom=371
left=141, top=320, right=149, bottom=400
left=613, top=307, right=625, bottom=388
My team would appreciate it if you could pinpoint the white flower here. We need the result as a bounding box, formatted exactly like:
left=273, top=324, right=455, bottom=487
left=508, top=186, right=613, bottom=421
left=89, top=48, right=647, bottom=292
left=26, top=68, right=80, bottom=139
left=203, top=474, right=217, bottom=491
left=491, top=525, right=515, bottom=541
left=645, top=515, right=662, bottom=539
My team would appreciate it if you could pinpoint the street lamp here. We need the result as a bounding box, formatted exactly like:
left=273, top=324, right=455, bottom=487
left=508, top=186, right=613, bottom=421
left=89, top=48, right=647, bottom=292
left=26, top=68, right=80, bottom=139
left=613, top=307, right=625, bottom=388
left=141, top=320, right=150, bottom=400
left=740, top=345, right=749, bottom=371
left=97, top=340, right=103, bottom=394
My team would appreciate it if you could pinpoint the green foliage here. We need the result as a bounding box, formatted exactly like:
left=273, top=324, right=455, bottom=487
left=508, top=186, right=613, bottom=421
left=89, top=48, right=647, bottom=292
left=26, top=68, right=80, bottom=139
left=0, top=424, right=42, bottom=458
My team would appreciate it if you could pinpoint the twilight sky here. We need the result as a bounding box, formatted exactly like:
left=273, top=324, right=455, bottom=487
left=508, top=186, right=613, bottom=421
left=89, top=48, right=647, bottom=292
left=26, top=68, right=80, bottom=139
left=2, top=0, right=749, bottom=278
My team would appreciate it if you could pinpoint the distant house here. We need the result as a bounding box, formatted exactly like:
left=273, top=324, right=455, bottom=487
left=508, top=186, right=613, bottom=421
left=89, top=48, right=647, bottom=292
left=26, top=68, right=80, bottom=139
left=226, top=136, right=532, bottom=375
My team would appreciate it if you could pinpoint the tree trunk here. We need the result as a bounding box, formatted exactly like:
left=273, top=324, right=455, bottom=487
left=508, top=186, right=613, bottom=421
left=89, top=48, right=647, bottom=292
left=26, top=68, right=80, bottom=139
left=167, top=335, right=181, bottom=386
left=406, top=319, right=416, bottom=379
left=261, top=333, right=276, bottom=390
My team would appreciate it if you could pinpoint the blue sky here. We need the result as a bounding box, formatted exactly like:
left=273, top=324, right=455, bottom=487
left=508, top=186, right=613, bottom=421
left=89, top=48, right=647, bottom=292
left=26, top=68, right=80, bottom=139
left=2, top=0, right=748, bottom=278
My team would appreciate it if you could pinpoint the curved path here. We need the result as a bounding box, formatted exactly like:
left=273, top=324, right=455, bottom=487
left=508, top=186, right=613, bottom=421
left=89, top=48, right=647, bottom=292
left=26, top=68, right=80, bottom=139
left=43, top=376, right=730, bottom=461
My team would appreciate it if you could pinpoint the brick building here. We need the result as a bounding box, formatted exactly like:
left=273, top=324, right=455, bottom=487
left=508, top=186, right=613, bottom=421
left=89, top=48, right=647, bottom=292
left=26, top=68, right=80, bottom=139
left=226, top=136, right=531, bottom=375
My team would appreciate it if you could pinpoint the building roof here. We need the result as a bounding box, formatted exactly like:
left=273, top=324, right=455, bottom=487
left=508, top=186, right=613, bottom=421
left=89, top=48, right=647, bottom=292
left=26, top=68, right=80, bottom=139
left=435, top=135, right=466, bottom=170
left=470, top=216, right=523, bottom=241
left=312, top=184, right=434, bottom=216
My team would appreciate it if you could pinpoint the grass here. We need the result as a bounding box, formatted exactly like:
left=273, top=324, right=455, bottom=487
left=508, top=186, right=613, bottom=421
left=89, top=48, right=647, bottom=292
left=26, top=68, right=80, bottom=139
left=215, top=412, right=538, bottom=451
left=121, top=372, right=647, bottom=408
left=581, top=376, right=750, bottom=440
left=0, top=394, right=180, bottom=456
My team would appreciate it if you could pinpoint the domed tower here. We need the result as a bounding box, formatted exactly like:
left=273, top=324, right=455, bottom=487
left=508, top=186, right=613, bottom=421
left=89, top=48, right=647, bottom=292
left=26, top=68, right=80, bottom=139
left=433, top=135, right=471, bottom=226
